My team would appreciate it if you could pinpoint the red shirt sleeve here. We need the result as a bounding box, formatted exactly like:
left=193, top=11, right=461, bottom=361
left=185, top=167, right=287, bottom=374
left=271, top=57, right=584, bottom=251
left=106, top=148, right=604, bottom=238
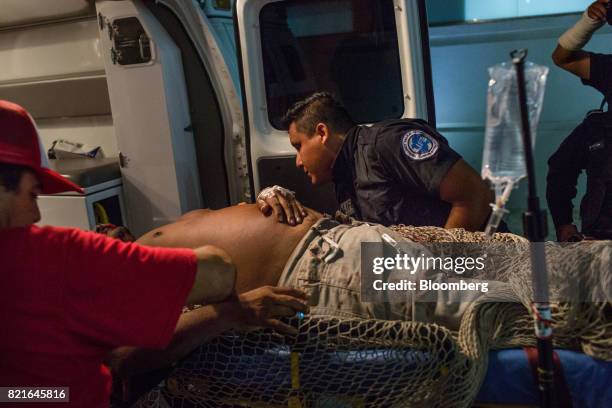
left=58, top=228, right=196, bottom=349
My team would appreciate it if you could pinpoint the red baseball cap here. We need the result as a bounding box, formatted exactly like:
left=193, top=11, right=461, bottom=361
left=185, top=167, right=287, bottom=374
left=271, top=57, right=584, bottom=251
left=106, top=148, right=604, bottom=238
left=0, top=100, right=83, bottom=194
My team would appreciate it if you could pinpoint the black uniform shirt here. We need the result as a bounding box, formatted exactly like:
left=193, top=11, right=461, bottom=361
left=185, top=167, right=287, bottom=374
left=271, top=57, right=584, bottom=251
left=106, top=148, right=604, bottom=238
left=582, top=52, right=612, bottom=103
left=547, top=53, right=612, bottom=237
left=547, top=110, right=612, bottom=235
left=332, top=119, right=461, bottom=227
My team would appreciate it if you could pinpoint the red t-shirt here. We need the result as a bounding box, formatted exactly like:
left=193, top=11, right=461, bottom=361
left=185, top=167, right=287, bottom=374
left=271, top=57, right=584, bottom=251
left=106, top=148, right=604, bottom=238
left=0, top=225, right=197, bottom=407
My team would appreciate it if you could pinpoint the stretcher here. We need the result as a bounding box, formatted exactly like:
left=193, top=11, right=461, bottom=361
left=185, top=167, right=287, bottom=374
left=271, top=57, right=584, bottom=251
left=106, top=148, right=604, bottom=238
left=142, top=342, right=612, bottom=408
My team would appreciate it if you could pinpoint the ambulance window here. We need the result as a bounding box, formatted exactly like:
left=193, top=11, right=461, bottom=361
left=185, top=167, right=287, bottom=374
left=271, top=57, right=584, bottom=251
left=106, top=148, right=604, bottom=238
left=260, top=0, right=404, bottom=129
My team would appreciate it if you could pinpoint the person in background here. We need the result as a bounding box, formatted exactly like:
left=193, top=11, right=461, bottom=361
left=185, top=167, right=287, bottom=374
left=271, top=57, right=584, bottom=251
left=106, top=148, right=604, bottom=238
left=0, top=100, right=307, bottom=407
left=257, top=92, right=498, bottom=232
left=548, top=0, right=612, bottom=241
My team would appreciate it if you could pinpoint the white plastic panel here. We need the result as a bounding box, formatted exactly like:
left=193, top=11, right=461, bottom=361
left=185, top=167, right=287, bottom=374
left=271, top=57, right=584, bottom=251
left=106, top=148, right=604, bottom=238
left=0, top=75, right=111, bottom=120
left=0, top=0, right=93, bottom=28
left=38, top=195, right=92, bottom=230
left=96, top=0, right=201, bottom=236
left=0, top=19, right=103, bottom=84
left=38, top=186, right=125, bottom=230
left=235, top=0, right=431, bottom=192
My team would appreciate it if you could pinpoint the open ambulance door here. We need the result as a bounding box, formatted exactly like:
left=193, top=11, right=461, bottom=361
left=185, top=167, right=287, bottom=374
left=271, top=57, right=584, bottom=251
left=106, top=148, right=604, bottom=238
left=234, top=0, right=435, bottom=212
left=95, top=0, right=202, bottom=236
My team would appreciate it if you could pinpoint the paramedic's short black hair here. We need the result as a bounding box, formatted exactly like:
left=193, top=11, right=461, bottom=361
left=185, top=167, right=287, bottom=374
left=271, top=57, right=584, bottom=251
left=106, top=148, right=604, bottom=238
left=0, top=163, right=32, bottom=192
left=282, top=92, right=354, bottom=136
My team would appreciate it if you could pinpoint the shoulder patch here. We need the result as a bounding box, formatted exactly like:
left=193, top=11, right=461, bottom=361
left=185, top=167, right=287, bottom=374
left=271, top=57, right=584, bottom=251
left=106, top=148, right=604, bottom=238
left=588, top=141, right=605, bottom=152
left=401, top=130, right=439, bottom=160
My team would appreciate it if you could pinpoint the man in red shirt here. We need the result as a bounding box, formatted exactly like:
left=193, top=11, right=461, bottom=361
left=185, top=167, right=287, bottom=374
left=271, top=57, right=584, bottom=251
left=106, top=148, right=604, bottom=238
left=0, top=100, right=307, bottom=407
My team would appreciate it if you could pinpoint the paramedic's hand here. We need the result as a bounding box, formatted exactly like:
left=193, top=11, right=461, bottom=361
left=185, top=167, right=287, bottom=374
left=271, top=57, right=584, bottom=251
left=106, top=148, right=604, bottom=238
left=587, top=0, right=610, bottom=22
left=556, top=224, right=584, bottom=242
left=257, top=185, right=307, bottom=225
left=233, top=286, right=309, bottom=335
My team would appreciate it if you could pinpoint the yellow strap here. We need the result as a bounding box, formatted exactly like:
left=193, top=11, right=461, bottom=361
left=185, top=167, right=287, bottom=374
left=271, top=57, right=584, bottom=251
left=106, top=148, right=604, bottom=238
left=288, top=351, right=302, bottom=408
left=93, top=202, right=110, bottom=224
left=290, top=352, right=300, bottom=389
left=287, top=396, right=302, bottom=408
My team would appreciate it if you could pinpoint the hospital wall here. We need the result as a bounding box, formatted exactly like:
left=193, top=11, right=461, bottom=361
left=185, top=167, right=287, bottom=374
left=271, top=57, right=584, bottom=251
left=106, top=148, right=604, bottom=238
left=429, top=13, right=612, bottom=236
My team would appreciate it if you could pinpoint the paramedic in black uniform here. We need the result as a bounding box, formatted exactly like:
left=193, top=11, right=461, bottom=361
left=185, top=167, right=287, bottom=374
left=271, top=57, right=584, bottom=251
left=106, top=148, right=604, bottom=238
left=548, top=0, right=612, bottom=241
left=257, top=92, right=496, bottom=231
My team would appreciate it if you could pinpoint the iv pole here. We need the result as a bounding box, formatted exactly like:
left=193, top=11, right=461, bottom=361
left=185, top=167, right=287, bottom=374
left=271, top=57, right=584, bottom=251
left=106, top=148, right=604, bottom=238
left=511, top=48, right=555, bottom=408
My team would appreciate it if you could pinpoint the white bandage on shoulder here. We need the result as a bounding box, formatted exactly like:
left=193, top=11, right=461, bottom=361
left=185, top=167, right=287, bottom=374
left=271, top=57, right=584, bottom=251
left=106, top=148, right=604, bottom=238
left=257, top=185, right=295, bottom=202
left=558, top=10, right=605, bottom=51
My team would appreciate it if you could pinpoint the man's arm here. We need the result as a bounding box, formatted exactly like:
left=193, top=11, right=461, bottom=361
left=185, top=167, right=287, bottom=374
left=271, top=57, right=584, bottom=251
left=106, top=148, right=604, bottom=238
left=106, top=303, right=233, bottom=377
left=552, top=45, right=591, bottom=79
left=552, top=0, right=608, bottom=79
left=186, top=245, right=236, bottom=305
left=107, top=286, right=308, bottom=378
left=373, top=125, right=483, bottom=229
left=93, top=225, right=236, bottom=305
left=439, top=160, right=493, bottom=231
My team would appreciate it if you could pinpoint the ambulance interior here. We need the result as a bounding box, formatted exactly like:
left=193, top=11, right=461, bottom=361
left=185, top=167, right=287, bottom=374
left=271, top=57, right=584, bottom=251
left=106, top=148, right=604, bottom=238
left=1, top=0, right=611, bottom=407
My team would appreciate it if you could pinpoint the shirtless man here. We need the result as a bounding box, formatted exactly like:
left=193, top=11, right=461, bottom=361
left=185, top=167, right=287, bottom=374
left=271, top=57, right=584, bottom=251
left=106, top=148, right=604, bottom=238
left=107, top=205, right=316, bottom=377
left=109, top=203, right=487, bottom=390
left=109, top=205, right=395, bottom=376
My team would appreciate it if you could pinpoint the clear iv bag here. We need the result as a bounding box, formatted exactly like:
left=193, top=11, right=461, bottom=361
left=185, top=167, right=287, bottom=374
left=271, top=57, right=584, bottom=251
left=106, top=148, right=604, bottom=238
left=482, top=61, right=549, bottom=185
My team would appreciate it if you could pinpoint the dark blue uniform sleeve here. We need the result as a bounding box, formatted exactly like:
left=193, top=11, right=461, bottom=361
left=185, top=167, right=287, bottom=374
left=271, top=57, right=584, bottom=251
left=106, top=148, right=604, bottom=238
left=375, top=127, right=461, bottom=196
left=581, top=52, right=612, bottom=99
left=546, top=124, right=587, bottom=228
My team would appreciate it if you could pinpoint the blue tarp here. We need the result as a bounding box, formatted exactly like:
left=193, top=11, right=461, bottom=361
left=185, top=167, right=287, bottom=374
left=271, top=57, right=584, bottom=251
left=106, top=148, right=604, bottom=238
left=477, top=349, right=612, bottom=407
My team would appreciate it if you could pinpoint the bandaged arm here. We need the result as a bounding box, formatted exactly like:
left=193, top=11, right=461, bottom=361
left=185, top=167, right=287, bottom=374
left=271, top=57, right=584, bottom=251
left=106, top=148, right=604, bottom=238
left=559, top=10, right=605, bottom=51
left=553, top=10, right=605, bottom=78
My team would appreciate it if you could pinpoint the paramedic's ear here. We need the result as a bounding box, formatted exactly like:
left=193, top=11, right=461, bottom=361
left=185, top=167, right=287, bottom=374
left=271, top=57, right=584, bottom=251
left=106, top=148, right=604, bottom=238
left=316, top=123, right=330, bottom=143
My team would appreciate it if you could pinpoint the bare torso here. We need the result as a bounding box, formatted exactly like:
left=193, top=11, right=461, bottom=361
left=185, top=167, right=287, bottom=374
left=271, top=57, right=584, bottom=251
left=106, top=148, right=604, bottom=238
left=138, top=204, right=321, bottom=293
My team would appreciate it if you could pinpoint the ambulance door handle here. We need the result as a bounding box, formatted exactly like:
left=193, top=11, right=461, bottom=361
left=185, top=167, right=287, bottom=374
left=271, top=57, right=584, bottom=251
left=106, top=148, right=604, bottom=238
left=119, top=152, right=130, bottom=168
left=138, top=33, right=151, bottom=61
left=98, top=12, right=106, bottom=30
